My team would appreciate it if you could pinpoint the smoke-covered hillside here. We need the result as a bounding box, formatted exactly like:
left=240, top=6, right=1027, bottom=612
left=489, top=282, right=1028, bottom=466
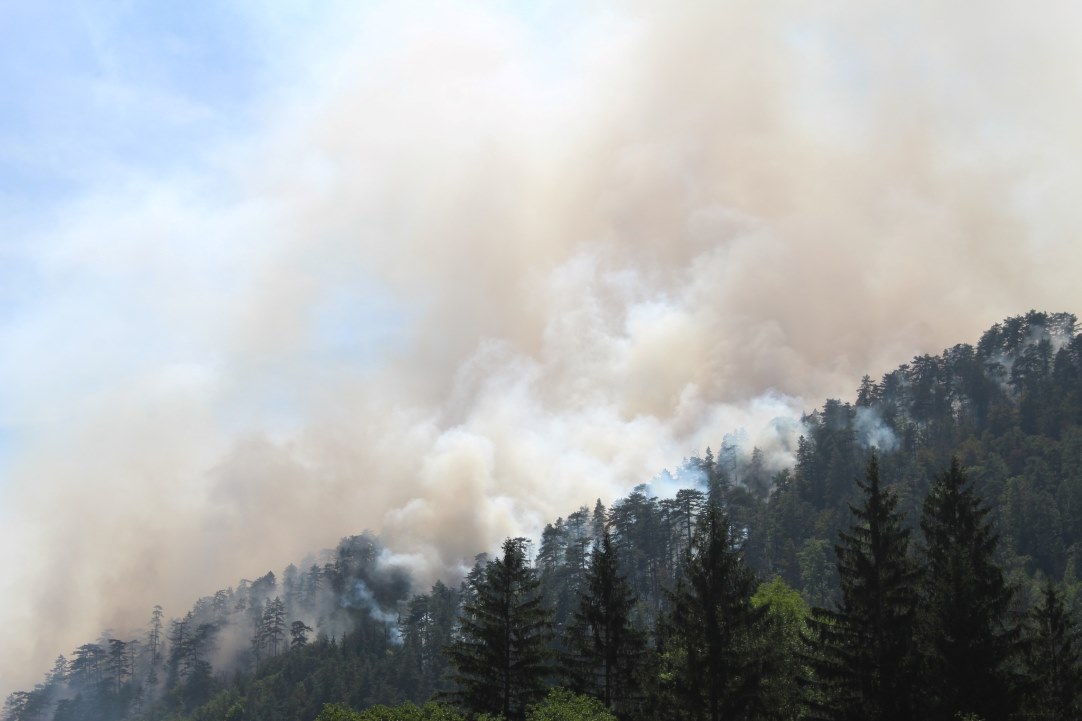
left=7, top=4, right=1082, bottom=698
left=6, top=310, right=1082, bottom=721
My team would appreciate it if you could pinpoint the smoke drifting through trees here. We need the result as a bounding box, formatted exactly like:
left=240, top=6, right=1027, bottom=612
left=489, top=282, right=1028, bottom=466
left=7, top=311, right=1082, bottom=719
left=3, top=0, right=1082, bottom=697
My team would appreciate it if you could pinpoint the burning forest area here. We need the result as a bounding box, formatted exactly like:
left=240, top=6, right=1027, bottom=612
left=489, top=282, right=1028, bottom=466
left=3, top=2, right=1082, bottom=721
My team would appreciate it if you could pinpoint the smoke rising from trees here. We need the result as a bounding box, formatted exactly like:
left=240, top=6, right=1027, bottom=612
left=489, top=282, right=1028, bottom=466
left=2, top=0, right=1082, bottom=696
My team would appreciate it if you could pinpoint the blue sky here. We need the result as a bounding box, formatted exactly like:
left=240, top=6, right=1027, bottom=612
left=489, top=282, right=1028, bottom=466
left=0, top=0, right=590, bottom=469
left=0, top=1, right=415, bottom=484
left=0, top=0, right=274, bottom=407
left=0, top=2, right=269, bottom=204
left=0, top=0, right=578, bottom=212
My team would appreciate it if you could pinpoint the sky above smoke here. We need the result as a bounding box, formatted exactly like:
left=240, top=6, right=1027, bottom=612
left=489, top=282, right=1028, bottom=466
left=2, top=0, right=1082, bottom=696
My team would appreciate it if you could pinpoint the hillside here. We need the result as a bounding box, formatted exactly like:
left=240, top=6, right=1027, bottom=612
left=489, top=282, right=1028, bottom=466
left=5, top=310, right=1082, bottom=721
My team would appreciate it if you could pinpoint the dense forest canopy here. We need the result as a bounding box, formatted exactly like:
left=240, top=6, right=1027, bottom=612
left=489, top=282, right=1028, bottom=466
left=6, top=310, right=1082, bottom=721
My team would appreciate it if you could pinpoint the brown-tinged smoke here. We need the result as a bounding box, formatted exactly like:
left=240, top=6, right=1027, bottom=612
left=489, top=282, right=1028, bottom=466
left=2, top=0, right=1082, bottom=697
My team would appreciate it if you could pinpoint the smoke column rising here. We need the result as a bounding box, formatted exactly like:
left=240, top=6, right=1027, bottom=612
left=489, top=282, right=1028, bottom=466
left=2, top=0, right=1082, bottom=696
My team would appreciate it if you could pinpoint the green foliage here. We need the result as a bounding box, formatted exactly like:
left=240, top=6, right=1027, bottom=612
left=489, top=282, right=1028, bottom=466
left=797, top=538, right=836, bottom=608
left=316, top=703, right=363, bottom=721
left=11, top=311, right=1082, bottom=721
left=917, top=459, right=1022, bottom=721
left=187, top=691, right=244, bottom=721
left=565, top=527, right=646, bottom=717
left=526, top=688, right=616, bottom=721
left=1021, top=582, right=1082, bottom=720
left=316, top=700, right=467, bottom=720
left=751, top=577, right=809, bottom=721
left=752, top=576, right=808, bottom=624
left=396, top=580, right=461, bottom=702
left=445, top=537, right=552, bottom=721
left=659, top=504, right=770, bottom=721
left=805, top=454, right=920, bottom=721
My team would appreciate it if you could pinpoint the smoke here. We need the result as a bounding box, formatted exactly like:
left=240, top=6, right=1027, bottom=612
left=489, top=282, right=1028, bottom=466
left=344, top=581, right=402, bottom=644
left=3, top=0, right=1082, bottom=697
left=853, top=406, right=900, bottom=453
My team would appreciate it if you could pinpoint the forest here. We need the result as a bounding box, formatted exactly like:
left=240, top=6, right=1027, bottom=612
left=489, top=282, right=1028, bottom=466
left=4, top=310, right=1082, bottom=721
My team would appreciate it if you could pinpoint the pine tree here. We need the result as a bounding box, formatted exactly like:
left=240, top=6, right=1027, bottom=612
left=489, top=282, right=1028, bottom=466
left=46, top=655, right=68, bottom=687
left=665, top=488, right=706, bottom=561
left=147, top=605, right=164, bottom=662
left=304, top=564, right=324, bottom=611
left=444, top=537, right=551, bottom=721
left=395, top=580, right=460, bottom=702
left=2, top=692, right=30, bottom=721
left=566, top=526, right=647, bottom=718
left=291, top=621, right=314, bottom=649
left=660, top=503, right=769, bottom=721
left=261, top=596, right=288, bottom=657
left=805, top=454, right=919, bottom=721
left=917, top=458, right=1022, bottom=721
left=591, top=499, right=608, bottom=543
left=167, top=616, right=191, bottom=684
left=1022, top=582, right=1082, bottom=720
left=106, top=639, right=130, bottom=696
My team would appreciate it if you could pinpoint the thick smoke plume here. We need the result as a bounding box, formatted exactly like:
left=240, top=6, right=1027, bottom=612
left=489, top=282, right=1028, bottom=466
left=3, top=0, right=1082, bottom=696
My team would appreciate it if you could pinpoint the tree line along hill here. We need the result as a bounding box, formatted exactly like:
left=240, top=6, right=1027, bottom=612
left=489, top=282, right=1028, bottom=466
left=5, top=310, right=1082, bottom=721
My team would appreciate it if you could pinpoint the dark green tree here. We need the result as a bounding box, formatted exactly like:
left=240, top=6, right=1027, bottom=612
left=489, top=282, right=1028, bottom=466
left=608, top=487, right=667, bottom=622
left=1022, top=582, right=1082, bottom=720
left=660, top=503, right=769, bottom=721
left=805, top=454, right=919, bottom=721
left=291, top=620, right=314, bottom=649
left=566, top=526, right=647, bottom=718
left=662, top=488, right=706, bottom=563
left=106, top=638, right=130, bottom=695
left=917, top=458, right=1022, bottom=721
left=147, top=604, right=164, bottom=661
left=70, top=642, right=106, bottom=693
left=444, top=537, right=551, bottom=720
left=591, top=499, right=608, bottom=542
left=1, top=693, right=30, bottom=721
left=261, top=596, right=288, bottom=657
left=47, top=654, right=68, bottom=685
left=397, top=581, right=460, bottom=702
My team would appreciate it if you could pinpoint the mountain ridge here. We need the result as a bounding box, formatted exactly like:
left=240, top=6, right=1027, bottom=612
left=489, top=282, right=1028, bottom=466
left=6, top=309, right=1082, bottom=721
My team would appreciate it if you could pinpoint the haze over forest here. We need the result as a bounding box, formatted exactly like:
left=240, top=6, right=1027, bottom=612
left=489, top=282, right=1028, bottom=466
left=2, top=0, right=1082, bottom=699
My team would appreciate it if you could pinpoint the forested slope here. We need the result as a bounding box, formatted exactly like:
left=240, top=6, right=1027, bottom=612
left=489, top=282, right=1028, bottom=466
left=5, top=310, right=1082, bottom=721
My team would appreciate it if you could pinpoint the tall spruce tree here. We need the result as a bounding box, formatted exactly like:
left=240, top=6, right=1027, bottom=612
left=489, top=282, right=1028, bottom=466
left=660, top=503, right=769, bottom=721
left=805, top=454, right=919, bottom=721
left=566, top=526, right=647, bottom=719
left=1022, top=582, right=1082, bottom=720
left=917, top=458, right=1021, bottom=721
left=444, top=537, right=551, bottom=721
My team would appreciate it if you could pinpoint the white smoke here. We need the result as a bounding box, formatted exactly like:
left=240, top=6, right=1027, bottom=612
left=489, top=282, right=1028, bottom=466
left=854, top=406, right=900, bottom=452
left=3, top=0, right=1082, bottom=698
left=343, top=580, right=402, bottom=644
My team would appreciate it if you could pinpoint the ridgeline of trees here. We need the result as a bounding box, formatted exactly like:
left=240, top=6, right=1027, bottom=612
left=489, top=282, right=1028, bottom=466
left=6, top=310, right=1082, bottom=721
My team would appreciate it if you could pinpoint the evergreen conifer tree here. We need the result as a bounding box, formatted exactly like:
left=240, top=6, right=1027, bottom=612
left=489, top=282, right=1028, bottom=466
left=805, top=454, right=919, bottom=721
left=660, top=503, right=769, bottom=721
left=1022, top=582, right=1082, bottom=720
left=444, top=537, right=551, bottom=721
left=566, top=526, right=647, bottom=718
left=917, top=458, right=1021, bottom=721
